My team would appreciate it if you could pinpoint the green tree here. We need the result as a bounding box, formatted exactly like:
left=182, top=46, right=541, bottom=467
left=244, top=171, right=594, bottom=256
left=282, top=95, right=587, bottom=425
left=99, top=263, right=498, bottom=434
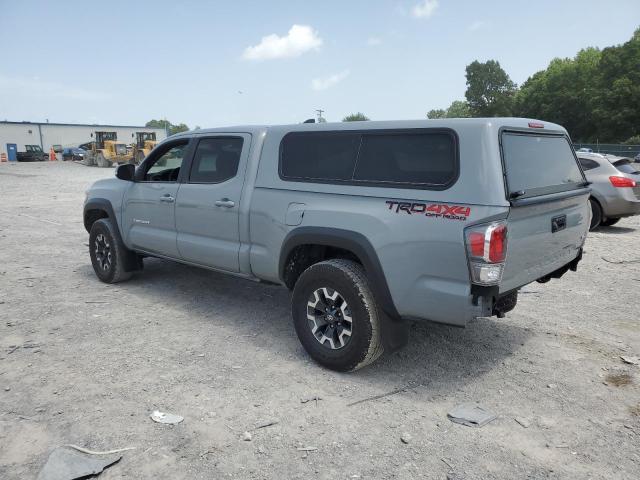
left=427, top=109, right=446, bottom=119
left=514, top=48, right=601, bottom=141
left=171, top=123, right=189, bottom=135
left=623, top=135, right=640, bottom=145
left=342, top=112, right=370, bottom=122
left=514, top=28, right=640, bottom=142
left=445, top=100, right=471, bottom=118
left=591, top=28, right=640, bottom=142
left=465, top=60, right=517, bottom=116
left=427, top=101, right=470, bottom=119
left=145, top=119, right=190, bottom=136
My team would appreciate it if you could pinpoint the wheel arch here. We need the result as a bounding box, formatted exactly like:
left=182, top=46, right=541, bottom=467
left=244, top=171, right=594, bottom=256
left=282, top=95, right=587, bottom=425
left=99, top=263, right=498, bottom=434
left=279, top=227, right=400, bottom=320
left=84, top=198, right=140, bottom=273
left=84, top=198, right=116, bottom=233
left=589, top=194, right=605, bottom=217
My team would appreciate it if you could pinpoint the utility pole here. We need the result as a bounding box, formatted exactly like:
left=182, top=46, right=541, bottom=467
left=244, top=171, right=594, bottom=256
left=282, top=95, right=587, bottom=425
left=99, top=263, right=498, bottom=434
left=164, top=117, right=170, bottom=138
left=316, top=109, right=326, bottom=123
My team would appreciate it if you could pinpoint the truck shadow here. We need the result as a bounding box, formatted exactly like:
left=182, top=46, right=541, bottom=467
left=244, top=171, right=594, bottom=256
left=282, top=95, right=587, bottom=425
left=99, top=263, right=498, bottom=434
left=597, top=225, right=635, bottom=234
left=112, top=257, right=531, bottom=390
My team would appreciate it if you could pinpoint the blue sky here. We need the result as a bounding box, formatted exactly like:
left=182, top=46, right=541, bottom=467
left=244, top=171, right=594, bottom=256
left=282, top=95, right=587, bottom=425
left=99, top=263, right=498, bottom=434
left=1, top=0, right=638, bottom=127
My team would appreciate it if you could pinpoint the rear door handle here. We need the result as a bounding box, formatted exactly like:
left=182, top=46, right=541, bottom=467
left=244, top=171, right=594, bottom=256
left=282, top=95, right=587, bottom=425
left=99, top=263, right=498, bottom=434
left=160, top=194, right=175, bottom=203
left=215, top=198, right=235, bottom=208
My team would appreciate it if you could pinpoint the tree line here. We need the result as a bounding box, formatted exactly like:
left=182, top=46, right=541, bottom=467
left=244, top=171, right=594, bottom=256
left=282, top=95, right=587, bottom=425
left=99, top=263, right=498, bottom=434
left=425, top=27, right=640, bottom=144
left=145, top=119, right=190, bottom=136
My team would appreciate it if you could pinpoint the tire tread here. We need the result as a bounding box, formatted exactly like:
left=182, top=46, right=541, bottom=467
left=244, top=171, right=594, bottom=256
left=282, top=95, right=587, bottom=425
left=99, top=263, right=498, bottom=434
left=293, top=259, right=384, bottom=371
left=90, top=219, right=133, bottom=284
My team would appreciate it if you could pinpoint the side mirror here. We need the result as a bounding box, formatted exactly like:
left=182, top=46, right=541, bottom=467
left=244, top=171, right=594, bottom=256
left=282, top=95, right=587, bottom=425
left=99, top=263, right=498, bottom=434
left=115, top=163, right=135, bottom=181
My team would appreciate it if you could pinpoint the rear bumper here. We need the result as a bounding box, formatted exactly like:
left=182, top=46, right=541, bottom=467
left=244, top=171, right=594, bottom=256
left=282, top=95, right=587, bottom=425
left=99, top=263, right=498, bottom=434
left=535, top=248, right=582, bottom=283
left=603, top=196, right=640, bottom=218
left=401, top=248, right=584, bottom=327
left=399, top=277, right=488, bottom=327
left=468, top=248, right=583, bottom=321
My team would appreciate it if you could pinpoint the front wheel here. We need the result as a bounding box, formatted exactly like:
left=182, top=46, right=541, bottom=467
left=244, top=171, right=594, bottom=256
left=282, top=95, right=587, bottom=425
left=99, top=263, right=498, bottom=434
left=89, top=219, right=133, bottom=283
left=96, top=152, right=110, bottom=168
left=292, top=259, right=384, bottom=372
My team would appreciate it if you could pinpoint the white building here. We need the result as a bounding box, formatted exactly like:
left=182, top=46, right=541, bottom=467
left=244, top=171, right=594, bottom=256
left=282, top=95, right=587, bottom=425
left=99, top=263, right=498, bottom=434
left=0, top=121, right=167, bottom=160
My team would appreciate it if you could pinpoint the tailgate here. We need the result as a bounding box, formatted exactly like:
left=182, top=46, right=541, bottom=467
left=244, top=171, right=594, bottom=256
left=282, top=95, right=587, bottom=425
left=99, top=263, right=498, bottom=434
left=499, top=129, right=589, bottom=293
left=501, top=191, right=589, bottom=292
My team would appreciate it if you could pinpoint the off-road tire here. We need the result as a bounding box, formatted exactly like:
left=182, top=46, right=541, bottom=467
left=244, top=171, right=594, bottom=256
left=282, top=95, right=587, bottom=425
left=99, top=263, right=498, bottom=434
left=600, top=217, right=620, bottom=227
left=589, top=198, right=602, bottom=230
left=89, top=219, right=133, bottom=284
left=96, top=152, right=110, bottom=168
left=292, top=259, right=384, bottom=372
left=136, top=152, right=145, bottom=164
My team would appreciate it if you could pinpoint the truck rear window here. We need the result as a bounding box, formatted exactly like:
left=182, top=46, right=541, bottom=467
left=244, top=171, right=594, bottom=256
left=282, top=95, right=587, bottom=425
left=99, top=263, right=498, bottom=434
left=501, top=132, right=584, bottom=198
left=280, top=129, right=457, bottom=189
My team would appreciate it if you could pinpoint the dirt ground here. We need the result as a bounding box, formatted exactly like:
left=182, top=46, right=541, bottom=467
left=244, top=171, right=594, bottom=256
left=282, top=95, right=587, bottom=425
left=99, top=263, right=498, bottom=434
left=1, top=161, right=639, bottom=479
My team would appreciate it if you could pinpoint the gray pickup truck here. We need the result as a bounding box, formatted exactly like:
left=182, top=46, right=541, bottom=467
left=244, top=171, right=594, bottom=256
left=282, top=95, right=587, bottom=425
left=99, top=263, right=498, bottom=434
left=84, top=118, right=590, bottom=371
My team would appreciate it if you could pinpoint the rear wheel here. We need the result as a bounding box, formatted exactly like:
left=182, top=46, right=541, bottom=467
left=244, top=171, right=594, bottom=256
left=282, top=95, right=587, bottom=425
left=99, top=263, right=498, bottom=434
left=600, top=217, right=620, bottom=227
left=292, top=259, right=384, bottom=372
left=589, top=198, right=602, bottom=230
left=89, top=219, right=133, bottom=283
left=96, top=152, right=110, bottom=168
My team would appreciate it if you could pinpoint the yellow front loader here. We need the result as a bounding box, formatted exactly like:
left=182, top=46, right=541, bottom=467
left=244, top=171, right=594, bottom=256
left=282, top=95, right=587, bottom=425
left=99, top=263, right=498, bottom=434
left=132, top=132, right=157, bottom=164
left=91, top=131, right=134, bottom=167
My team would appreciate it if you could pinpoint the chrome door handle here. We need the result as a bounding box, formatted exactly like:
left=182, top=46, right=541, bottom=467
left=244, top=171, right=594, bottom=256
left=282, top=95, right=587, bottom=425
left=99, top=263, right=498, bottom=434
left=160, top=194, right=175, bottom=203
left=215, top=198, right=235, bottom=208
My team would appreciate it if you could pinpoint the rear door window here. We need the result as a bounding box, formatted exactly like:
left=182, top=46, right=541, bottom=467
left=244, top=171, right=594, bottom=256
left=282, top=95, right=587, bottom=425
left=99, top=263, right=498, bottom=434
left=501, top=132, right=584, bottom=198
left=189, top=137, right=244, bottom=183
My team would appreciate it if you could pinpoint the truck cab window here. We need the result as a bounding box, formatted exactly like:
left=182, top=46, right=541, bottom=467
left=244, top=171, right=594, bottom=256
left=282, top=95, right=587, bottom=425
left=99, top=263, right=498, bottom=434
left=144, top=142, right=188, bottom=182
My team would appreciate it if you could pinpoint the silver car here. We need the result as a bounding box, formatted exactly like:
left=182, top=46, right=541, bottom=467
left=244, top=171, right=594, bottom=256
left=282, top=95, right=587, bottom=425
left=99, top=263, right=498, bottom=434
left=577, top=153, right=640, bottom=229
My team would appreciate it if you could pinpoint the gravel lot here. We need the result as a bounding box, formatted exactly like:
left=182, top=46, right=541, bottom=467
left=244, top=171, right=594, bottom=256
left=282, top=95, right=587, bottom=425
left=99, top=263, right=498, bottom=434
left=1, top=161, right=639, bottom=479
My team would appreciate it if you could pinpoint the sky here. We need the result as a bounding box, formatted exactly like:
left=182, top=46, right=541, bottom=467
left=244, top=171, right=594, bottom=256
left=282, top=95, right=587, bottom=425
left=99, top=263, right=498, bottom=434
left=0, top=0, right=638, bottom=127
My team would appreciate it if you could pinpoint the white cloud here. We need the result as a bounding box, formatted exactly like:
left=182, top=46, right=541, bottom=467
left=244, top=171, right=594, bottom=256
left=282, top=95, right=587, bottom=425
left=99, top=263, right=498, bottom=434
left=367, top=37, right=382, bottom=46
left=468, top=20, right=485, bottom=32
left=412, top=0, right=439, bottom=19
left=311, top=70, right=350, bottom=91
left=242, top=25, right=323, bottom=61
left=0, top=74, right=108, bottom=101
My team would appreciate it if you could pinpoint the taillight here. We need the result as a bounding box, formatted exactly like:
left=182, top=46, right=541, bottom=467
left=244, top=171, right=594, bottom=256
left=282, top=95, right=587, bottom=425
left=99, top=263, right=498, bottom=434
left=489, top=225, right=507, bottom=262
left=609, top=176, right=636, bottom=188
left=465, top=221, right=508, bottom=285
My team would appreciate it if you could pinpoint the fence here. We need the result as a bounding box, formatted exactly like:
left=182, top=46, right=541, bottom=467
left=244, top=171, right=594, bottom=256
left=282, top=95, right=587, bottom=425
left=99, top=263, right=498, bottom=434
left=574, top=143, right=640, bottom=158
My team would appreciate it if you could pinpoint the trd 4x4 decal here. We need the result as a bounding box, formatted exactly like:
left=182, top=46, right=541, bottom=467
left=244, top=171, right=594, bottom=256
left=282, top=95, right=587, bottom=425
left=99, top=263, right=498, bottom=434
left=385, top=201, right=471, bottom=221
